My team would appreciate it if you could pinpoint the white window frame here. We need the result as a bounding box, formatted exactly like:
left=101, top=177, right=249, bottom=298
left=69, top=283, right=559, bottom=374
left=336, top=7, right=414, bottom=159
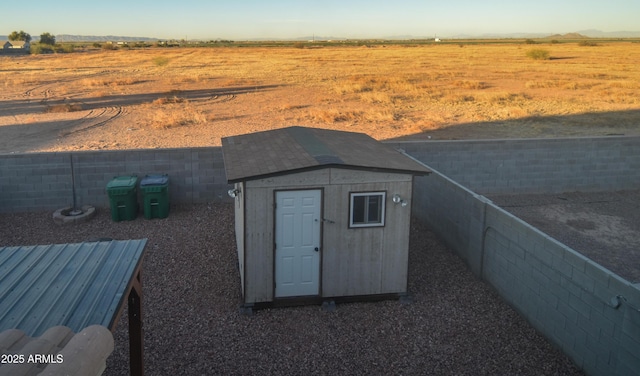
left=349, top=191, right=386, bottom=228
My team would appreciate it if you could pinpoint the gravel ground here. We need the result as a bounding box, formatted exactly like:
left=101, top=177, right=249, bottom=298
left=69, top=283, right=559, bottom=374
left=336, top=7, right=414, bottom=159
left=0, top=204, right=583, bottom=375
left=488, top=190, right=640, bottom=283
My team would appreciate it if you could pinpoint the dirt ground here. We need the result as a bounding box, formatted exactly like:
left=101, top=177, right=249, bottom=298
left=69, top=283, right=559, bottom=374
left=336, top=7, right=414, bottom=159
left=488, top=190, right=640, bottom=283
left=0, top=205, right=583, bottom=375
left=1, top=44, right=639, bottom=154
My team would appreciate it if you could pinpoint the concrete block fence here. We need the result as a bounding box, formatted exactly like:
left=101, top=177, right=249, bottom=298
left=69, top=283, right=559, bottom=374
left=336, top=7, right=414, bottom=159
left=2, top=135, right=638, bottom=213
left=389, top=136, right=640, bottom=195
left=0, top=147, right=231, bottom=213
left=410, top=164, right=640, bottom=376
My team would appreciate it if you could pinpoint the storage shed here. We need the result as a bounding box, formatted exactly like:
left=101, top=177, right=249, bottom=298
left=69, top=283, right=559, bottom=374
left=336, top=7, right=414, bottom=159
left=222, top=126, right=430, bottom=308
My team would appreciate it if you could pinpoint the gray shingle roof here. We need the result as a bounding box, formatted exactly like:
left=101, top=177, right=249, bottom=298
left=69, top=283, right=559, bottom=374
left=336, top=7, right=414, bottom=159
left=222, top=126, right=430, bottom=183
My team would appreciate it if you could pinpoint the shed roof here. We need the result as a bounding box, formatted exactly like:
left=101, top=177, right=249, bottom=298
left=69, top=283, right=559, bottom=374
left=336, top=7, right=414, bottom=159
left=222, top=126, right=430, bottom=183
left=0, top=239, right=147, bottom=337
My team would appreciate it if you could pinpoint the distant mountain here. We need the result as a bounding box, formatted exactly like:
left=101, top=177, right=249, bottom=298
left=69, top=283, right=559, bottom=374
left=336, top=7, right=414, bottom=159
left=546, top=32, right=590, bottom=39
left=576, top=29, right=640, bottom=38
left=447, top=31, right=640, bottom=39
left=55, top=34, right=157, bottom=42
left=448, top=32, right=550, bottom=39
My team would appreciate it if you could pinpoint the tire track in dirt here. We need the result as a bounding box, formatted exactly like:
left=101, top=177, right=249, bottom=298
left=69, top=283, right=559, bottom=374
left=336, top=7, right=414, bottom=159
left=17, top=73, right=239, bottom=140
left=57, top=91, right=234, bottom=138
left=60, top=90, right=235, bottom=137
left=17, top=70, right=129, bottom=137
left=60, top=106, right=126, bottom=137
left=210, top=94, right=236, bottom=103
left=23, top=70, right=114, bottom=103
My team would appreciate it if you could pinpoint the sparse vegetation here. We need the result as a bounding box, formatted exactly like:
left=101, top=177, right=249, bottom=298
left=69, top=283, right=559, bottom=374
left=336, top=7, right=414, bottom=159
left=146, top=100, right=209, bottom=128
left=526, top=48, right=550, bottom=60
left=44, top=103, right=84, bottom=113
left=578, top=40, right=599, bottom=47
left=454, top=80, right=489, bottom=90
left=30, top=44, right=53, bottom=54
left=2, top=41, right=639, bottom=152
left=82, top=77, right=139, bottom=88
left=305, top=108, right=397, bottom=123
left=54, top=44, right=75, bottom=53
left=152, top=56, right=170, bottom=66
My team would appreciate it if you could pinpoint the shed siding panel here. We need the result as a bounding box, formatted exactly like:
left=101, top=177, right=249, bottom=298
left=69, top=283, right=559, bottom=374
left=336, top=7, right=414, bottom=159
left=381, top=180, right=412, bottom=293
left=244, top=187, right=274, bottom=303
left=322, top=180, right=411, bottom=297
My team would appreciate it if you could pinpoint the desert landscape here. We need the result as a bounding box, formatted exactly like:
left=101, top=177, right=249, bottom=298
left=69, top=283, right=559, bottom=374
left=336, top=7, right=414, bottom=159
left=2, top=40, right=639, bottom=375
left=1, top=41, right=639, bottom=154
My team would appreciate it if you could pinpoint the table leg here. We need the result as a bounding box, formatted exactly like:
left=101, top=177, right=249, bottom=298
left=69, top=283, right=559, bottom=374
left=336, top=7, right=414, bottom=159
left=128, top=271, right=144, bottom=376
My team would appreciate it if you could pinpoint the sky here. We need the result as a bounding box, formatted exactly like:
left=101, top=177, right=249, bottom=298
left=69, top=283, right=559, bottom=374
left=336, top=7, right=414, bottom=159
left=4, top=0, right=639, bottom=40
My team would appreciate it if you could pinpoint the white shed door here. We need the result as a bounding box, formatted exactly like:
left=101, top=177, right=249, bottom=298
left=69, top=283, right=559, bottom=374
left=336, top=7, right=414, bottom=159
left=275, top=190, right=321, bottom=298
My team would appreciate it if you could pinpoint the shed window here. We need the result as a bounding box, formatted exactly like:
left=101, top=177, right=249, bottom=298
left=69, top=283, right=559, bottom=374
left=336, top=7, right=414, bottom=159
left=349, top=192, right=385, bottom=227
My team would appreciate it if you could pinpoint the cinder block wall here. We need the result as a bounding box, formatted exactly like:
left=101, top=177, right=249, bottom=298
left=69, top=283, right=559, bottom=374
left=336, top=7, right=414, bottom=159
left=3, top=136, right=638, bottom=213
left=483, top=203, right=640, bottom=375
left=411, top=165, right=640, bottom=375
left=389, top=136, right=640, bottom=194
left=0, top=147, right=231, bottom=213
left=410, top=173, right=487, bottom=276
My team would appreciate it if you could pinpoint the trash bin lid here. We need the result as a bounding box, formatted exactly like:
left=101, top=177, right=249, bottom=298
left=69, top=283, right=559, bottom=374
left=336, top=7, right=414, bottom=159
left=140, top=175, right=169, bottom=186
left=106, top=176, right=138, bottom=189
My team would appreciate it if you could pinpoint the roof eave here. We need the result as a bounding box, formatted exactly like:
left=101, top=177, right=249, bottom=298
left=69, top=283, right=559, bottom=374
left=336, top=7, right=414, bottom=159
left=226, top=164, right=430, bottom=184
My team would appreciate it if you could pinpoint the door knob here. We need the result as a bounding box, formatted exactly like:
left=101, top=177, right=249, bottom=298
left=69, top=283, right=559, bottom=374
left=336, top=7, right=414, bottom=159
left=314, top=247, right=319, bottom=252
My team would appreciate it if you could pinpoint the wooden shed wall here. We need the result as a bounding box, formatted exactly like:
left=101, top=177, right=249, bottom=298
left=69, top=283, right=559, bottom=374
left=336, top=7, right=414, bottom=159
left=242, top=184, right=275, bottom=303
left=321, top=180, right=412, bottom=297
left=241, top=168, right=413, bottom=304
left=233, top=182, right=245, bottom=295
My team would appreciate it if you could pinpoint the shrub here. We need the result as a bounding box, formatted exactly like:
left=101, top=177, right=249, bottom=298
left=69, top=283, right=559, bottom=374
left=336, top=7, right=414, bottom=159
left=525, top=39, right=537, bottom=44
left=454, top=80, right=488, bottom=89
left=92, top=42, right=102, bottom=48
left=45, top=103, right=83, bottom=113
left=102, top=43, right=117, bottom=50
left=30, top=44, right=53, bottom=54
left=54, top=44, right=75, bottom=53
left=578, top=40, right=598, bottom=47
left=526, top=48, right=550, bottom=60
left=152, top=56, right=170, bottom=66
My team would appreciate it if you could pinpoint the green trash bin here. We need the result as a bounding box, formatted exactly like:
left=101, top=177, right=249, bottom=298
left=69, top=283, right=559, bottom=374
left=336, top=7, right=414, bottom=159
left=140, top=174, right=169, bottom=219
left=106, top=176, right=138, bottom=222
